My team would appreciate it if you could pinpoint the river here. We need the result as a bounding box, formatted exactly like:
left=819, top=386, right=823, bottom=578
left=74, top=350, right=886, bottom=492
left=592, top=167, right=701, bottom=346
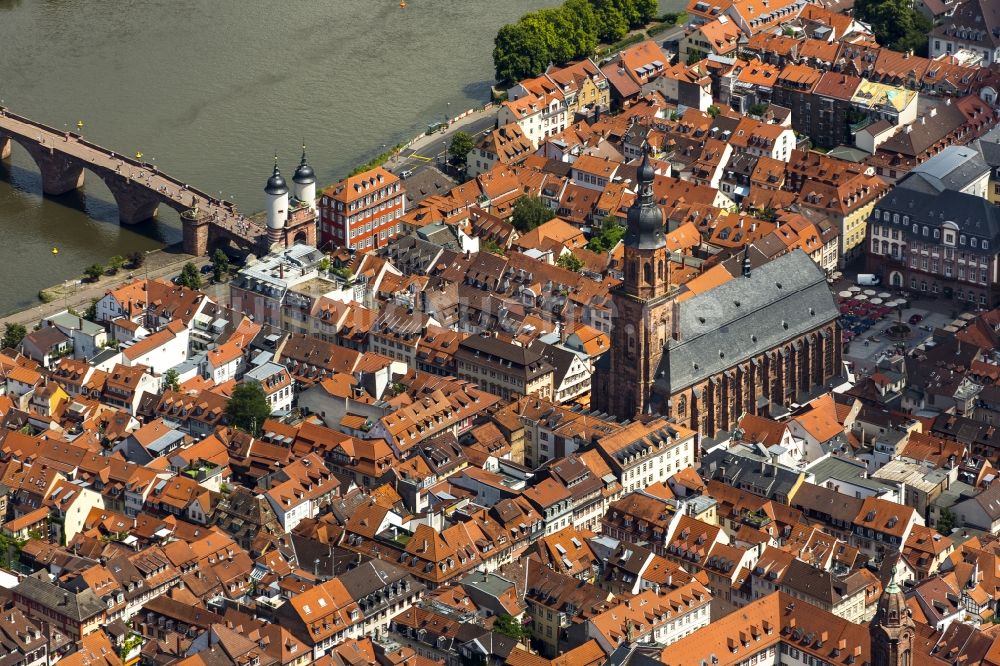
left=0, top=0, right=681, bottom=314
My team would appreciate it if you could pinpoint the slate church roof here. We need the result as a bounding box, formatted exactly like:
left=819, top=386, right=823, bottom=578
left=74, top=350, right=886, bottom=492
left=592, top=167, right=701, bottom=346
left=654, top=249, right=837, bottom=394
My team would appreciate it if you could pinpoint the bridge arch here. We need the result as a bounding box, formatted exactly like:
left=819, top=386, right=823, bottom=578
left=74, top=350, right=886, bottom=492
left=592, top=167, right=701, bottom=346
left=0, top=129, right=189, bottom=224
left=1, top=110, right=269, bottom=255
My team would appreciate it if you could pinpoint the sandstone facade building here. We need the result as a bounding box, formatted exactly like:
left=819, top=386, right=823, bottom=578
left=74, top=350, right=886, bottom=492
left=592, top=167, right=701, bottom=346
left=595, top=151, right=841, bottom=438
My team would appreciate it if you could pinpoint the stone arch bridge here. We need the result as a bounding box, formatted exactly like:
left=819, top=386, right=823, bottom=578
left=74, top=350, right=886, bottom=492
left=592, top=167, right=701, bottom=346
left=0, top=107, right=304, bottom=256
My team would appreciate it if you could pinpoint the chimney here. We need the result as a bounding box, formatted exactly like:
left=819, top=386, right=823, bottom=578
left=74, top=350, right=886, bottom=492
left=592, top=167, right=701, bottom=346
left=742, top=245, right=752, bottom=278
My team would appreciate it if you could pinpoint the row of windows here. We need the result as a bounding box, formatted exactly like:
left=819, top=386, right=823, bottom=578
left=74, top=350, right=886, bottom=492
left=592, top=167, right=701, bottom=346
left=874, top=209, right=989, bottom=249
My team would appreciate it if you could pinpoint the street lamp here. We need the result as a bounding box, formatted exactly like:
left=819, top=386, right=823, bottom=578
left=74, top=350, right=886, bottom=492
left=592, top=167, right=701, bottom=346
left=446, top=101, right=451, bottom=125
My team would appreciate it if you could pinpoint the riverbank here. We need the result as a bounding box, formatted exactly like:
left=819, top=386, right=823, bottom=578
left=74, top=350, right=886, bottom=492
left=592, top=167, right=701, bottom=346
left=0, top=245, right=208, bottom=326
left=0, top=0, right=568, bottom=315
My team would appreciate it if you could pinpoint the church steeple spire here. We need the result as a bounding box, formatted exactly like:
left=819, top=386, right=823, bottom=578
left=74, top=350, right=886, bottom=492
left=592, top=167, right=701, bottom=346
left=623, top=145, right=666, bottom=251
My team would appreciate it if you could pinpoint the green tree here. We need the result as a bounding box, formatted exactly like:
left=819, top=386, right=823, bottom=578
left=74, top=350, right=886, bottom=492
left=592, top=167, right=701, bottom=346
left=748, top=102, right=768, bottom=117
left=594, top=0, right=629, bottom=42
left=318, top=257, right=331, bottom=272
left=854, top=0, right=931, bottom=55
left=757, top=206, right=778, bottom=222
left=937, top=507, right=956, bottom=536
left=562, top=0, right=599, bottom=50
left=2, top=323, right=26, bottom=350
left=707, top=105, right=721, bottom=118
left=556, top=253, right=584, bottom=272
left=127, top=250, right=145, bottom=269
left=177, top=262, right=202, bottom=290
left=84, top=263, right=104, bottom=282
left=492, top=614, right=530, bottom=642
left=226, top=381, right=272, bottom=436
left=537, top=7, right=596, bottom=64
left=449, top=131, right=476, bottom=167
left=84, top=299, right=98, bottom=321
left=587, top=216, right=626, bottom=252
left=511, top=196, right=554, bottom=233
left=493, top=16, right=559, bottom=83
left=211, top=249, right=231, bottom=283
left=107, top=255, right=126, bottom=275
left=687, top=49, right=705, bottom=65
left=634, top=0, right=659, bottom=24
left=163, top=368, right=180, bottom=392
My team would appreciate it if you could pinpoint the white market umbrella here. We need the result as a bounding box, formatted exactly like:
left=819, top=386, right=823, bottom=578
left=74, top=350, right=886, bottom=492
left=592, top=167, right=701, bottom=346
left=870, top=298, right=884, bottom=305
left=864, top=289, right=877, bottom=296
left=839, top=291, right=853, bottom=298
left=849, top=286, right=862, bottom=293
left=878, top=292, right=891, bottom=298
left=855, top=294, right=868, bottom=301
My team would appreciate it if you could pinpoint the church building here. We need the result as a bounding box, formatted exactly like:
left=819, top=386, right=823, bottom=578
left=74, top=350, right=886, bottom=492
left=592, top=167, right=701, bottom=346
left=594, top=149, right=842, bottom=438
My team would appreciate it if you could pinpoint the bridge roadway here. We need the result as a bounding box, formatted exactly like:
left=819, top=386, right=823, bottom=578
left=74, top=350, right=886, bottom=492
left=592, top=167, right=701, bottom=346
left=0, top=106, right=266, bottom=253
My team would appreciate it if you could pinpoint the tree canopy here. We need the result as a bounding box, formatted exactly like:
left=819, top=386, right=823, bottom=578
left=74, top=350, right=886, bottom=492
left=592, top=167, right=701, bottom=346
left=587, top=216, right=625, bottom=252
left=556, top=253, right=584, bottom=272
left=2, top=323, right=26, bottom=350
left=177, top=262, right=202, bottom=290
left=211, top=249, right=231, bottom=283
left=449, top=132, right=476, bottom=166
left=226, top=382, right=271, bottom=437
left=854, top=0, right=931, bottom=55
left=511, top=196, right=555, bottom=233
left=163, top=369, right=180, bottom=392
left=493, top=0, right=657, bottom=82
left=492, top=614, right=530, bottom=641
left=84, top=264, right=104, bottom=282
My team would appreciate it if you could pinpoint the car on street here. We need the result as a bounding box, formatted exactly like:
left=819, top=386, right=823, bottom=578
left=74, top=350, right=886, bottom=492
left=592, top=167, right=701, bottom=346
left=399, top=169, right=413, bottom=179
left=201, top=264, right=214, bottom=274
left=908, top=314, right=923, bottom=325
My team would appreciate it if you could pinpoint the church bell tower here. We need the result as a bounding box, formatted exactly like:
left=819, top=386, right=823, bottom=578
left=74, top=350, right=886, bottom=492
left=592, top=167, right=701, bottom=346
left=598, top=147, right=674, bottom=419
left=871, top=566, right=914, bottom=666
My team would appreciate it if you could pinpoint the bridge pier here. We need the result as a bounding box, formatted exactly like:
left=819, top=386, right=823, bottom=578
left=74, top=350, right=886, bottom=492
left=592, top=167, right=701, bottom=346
left=102, top=174, right=161, bottom=224
left=0, top=135, right=9, bottom=160
left=181, top=208, right=211, bottom=256
left=23, top=143, right=85, bottom=195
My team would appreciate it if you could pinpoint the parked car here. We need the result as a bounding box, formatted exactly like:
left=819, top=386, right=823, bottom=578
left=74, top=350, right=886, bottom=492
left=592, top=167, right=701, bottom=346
left=908, top=314, right=923, bottom=325
left=200, top=264, right=214, bottom=274
left=399, top=169, right=413, bottom=179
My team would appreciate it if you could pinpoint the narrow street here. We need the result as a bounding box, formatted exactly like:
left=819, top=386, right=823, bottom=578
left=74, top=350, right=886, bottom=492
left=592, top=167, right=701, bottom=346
left=385, top=107, right=498, bottom=178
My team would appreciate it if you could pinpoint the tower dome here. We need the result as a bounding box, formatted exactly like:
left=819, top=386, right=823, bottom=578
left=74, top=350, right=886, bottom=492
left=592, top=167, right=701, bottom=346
left=265, top=156, right=290, bottom=232
left=292, top=145, right=318, bottom=213
left=624, top=147, right=665, bottom=250
left=265, top=161, right=288, bottom=196
left=293, top=145, right=316, bottom=185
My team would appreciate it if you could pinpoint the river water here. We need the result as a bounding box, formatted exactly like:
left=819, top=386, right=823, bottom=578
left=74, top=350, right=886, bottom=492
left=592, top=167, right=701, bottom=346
left=0, top=0, right=680, bottom=314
